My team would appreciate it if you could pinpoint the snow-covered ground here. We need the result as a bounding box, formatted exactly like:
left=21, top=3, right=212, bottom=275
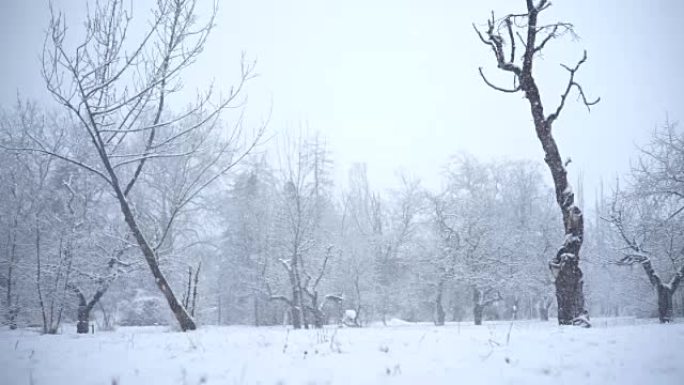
left=1, top=318, right=682, bottom=385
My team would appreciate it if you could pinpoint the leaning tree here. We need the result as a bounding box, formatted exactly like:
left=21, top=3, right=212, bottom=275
left=474, top=0, right=599, bottom=326
left=3, top=0, right=263, bottom=331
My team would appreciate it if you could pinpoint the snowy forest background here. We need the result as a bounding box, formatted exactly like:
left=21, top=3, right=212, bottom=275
left=0, top=0, right=683, bottom=336
left=2, top=108, right=682, bottom=332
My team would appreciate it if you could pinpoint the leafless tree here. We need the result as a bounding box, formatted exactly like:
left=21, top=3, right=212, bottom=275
left=605, top=121, right=684, bottom=323
left=606, top=207, right=683, bottom=323
left=474, top=0, right=599, bottom=326
left=269, top=133, right=339, bottom=329
left=68, top=248, right=130, bottom=333
left=374, top=175, right=423, bottom=325
left=0, top=0, right=267, bottom=331
left=338, top=163, right=380, bottom=326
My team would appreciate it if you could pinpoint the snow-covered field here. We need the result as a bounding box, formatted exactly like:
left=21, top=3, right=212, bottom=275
left=1, top=318, right=682, bottom=385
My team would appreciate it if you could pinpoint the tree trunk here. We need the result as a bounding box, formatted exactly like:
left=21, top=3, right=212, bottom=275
left=638, top=256, right=682, bottom=323
left=35, top=227, right=49, bottom=334
left=473, top=287, right=484, bottom=325
left=190, top=262, right=200, bottom=317
left=451, top=290, right=461, bottom=322
left=434, top=279, right=446, bottom=326
left=554, top=259, right=587, bottom=325
left=473, top=305, right=484, bottom=326
left=5, top=223, right=19, bottom=330
left=253, top=295, right=260, bottom=327
left=115, top=186, right=196, bottom=331
left=93, top=143, right=197, bottom=331
left=71, top=284, right=108, bottom=334
left=657, top=284, right=674, bottom=323
left=7, top=308, right=18, bottom=330
left=527, top=78, right=590, bottom=326
left=310, top=292, right=324, bottom=329
left=524, top=73, right=589, bottom=326
left=289, top=270, right=302, bottom=330
left=77, top=300, right=90, bottom=334
left=472, top=287, right=500, bottom=325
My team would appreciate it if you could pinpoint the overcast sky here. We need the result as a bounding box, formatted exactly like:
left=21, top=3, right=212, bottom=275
left=1, top=0, right=683, bottom=204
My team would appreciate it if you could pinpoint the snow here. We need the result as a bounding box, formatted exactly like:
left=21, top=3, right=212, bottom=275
left=1, top=319, right=682, bottom=385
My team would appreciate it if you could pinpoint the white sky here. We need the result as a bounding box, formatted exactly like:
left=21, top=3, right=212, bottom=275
left=1, top=0, right=683, bottom=204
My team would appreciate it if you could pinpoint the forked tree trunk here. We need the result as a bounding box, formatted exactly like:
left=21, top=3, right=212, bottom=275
left=627, top=255, right=681, bottom=323
left=472, top=287, right=500, bottom=326
left=71, top=284, right=108, bottom=334
left=640, top=257, right=679, bottom=323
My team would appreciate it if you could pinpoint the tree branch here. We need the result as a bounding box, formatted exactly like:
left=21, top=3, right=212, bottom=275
left=478, top=68, right=521, bottom=93
left=546, top=51, right=600, bottom=126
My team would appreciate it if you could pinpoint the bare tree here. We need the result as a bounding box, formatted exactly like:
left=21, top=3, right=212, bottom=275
left=0, top=139, right=27, bottom=329
left=606, top=206, right=684, bottom=323
left=0, top=0, right=266, bottom=331
left=474, top=0, right=599, bottom=326
left=374, top=175, right=423, bottom=325
left=435, top=157, right=504, bottom=325
left=2, top=101, right=113, bottom=333
left=268, top=133, right=340, bottom=329
left=472, top=287, right=503, bottom=326
left=338, top=163, right=380, bottom=326
left=605, top=121, right=684, bottom=322
left=430, top=195, right=459, bottom=326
